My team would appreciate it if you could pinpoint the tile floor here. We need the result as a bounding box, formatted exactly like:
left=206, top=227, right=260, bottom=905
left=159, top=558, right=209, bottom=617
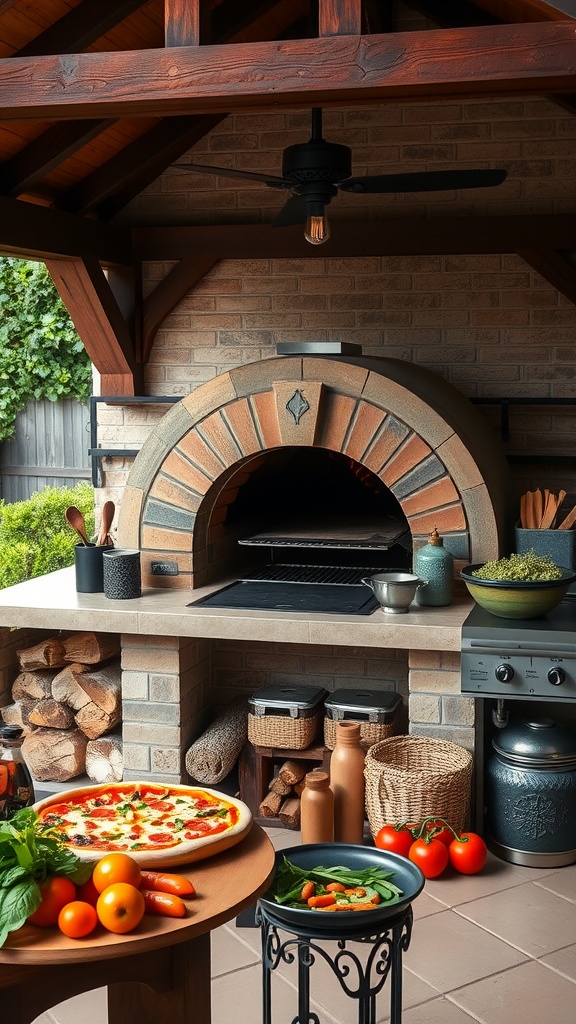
left=34, top=826, right=576, bottom=1024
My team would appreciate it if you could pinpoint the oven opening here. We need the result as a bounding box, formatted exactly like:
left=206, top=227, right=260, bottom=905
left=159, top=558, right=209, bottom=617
left=191, top=447, right=412, bottom=614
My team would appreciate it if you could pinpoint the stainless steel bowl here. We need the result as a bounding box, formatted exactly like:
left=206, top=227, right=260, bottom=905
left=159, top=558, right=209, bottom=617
left=361, top=572, right=427, bottom=613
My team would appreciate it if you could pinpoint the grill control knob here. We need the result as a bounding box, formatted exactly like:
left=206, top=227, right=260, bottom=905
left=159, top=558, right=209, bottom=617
left=495, top=664, right=515, bottom=683
left=548, top=667, right=566, bottom=686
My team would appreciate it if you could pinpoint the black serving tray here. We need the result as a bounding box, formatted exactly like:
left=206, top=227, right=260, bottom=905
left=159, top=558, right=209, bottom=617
left=188, top=580, right=379, bottom=614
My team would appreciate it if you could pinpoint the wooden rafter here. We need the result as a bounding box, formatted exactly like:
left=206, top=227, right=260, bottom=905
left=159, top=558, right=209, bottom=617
left=471, top=1, right=576, bottom=20
left=518, top=247, right=576, bottom=302
left=0, top=23, right=574, bottom=122
left=0, top=120, right=113, bottom=197
left=14, top=0, right=151, bottom=57
left=318, top=0, right=362, bottom=35
left=46, top=255, right=142, bottom=396
left=0, top=194, right=130, bottom=263
left=142, top=257, right=220, bottom=362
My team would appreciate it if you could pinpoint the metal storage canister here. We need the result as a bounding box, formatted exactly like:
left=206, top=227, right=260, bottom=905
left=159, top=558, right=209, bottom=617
left=486, top=716, right=576, bottom=868
left=247, top=685, right=328, bottom=749
left=324, top=689, right=402, bottom=751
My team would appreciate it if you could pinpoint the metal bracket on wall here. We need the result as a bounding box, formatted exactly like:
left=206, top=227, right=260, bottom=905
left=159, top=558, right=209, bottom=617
left=88, top=395, right=178, bottom=487
left=472, top=396, right=576, bottom=463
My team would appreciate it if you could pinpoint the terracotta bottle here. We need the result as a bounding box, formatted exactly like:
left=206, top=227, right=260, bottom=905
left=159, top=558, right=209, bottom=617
left=0, top=726, right=35, bottom=820
left=330, top=721, right=366, bottom=844
left=300, top=769, right=334, bottom=844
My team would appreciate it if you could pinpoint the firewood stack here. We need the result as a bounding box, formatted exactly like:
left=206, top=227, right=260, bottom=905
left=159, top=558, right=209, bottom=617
left=258, top=759, right=307, bottom=829
left=1, top=632, right=123, bottom=784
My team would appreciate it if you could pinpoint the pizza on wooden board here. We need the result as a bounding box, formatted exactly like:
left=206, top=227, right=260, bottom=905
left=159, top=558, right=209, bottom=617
left=33, top=782, right=252, bottom=867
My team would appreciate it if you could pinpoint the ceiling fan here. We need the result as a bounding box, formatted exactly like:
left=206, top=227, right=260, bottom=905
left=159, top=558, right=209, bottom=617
left=172, top=108, right=507, bottom=245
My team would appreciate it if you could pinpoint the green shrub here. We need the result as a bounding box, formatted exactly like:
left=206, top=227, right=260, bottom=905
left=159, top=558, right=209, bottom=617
left=0, top=483, right=94, bottom=589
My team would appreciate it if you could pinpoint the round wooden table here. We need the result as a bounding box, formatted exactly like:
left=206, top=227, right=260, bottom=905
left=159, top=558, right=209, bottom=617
left=0, top=823, right=275, bottom=1024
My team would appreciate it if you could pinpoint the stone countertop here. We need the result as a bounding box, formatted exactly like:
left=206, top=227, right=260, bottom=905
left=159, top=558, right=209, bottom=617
left=0, top=567, right=473, bottom=651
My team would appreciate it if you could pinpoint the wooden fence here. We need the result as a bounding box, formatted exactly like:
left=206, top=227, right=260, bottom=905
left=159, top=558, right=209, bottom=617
left=0, top=399, right=90, bottom=503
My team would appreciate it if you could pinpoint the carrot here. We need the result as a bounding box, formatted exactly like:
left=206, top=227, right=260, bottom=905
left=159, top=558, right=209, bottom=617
left=300, top=881, right=315, bottom=902
left=140, top=871, right=196, bottom=898
left=325, top=882, right=346, bottom=893
left=141, top=890, right=187, bottom=918
left=319, top=902, right=380, bottom=912
left=344, top=887, right=366, bottom=897
left=307, top=894, right=336, bottom=908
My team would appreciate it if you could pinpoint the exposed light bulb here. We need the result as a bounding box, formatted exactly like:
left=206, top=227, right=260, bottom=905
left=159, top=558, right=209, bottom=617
left=304, top=202, right=330, bottom=245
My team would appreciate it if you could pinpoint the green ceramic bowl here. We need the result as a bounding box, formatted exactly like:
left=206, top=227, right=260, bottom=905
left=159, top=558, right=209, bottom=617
left=460, top=564, right=576, bottom=619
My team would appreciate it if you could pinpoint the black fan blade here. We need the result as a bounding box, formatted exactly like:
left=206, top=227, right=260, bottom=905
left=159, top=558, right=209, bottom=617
left=272, top=195, right=307, bottom=227
left=172, top=162, right=290, bottom=189
left=339, top=169, right=508, bottom=194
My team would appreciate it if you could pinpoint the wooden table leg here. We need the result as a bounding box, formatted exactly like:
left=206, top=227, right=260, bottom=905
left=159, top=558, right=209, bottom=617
left=1, top=934, right=211, bottom=1024
left=108, top=934, right=211, bottom=1024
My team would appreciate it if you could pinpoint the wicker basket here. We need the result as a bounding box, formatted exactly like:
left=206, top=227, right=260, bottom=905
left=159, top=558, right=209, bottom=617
left=364, top=735, right=474, bottom=835
left=324, top=717, right=397, bottom=752
left=247, top=711, right=321, bottom=750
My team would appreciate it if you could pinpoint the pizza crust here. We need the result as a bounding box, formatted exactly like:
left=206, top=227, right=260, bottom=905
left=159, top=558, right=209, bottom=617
left=33, top=783, right=253, bottom=868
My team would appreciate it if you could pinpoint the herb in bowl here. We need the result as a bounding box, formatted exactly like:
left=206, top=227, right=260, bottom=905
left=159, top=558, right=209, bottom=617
left=472, top=551, right=563, bottom=582
left=272, top=856, right=404, bottom=912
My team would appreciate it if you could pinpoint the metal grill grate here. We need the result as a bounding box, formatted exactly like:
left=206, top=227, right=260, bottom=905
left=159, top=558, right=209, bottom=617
left=240, top=563, right=381, bottom=586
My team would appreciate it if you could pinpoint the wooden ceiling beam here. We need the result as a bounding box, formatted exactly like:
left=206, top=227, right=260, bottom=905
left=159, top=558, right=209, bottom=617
left=470, top=1, right=576, bottom=21
left=46, top=255, right=142, bottom=396
left=0, top=120, right=113, bottom=197
left=318, top=0, right=362, bottom=35
left=0, top=195, right=131, bottom=263
left=165, top=0, right=204, bottom=47
left=0, top=23, right=574, bottom=121
left=133, top=216, right=576, bottom=260
left=55, top=113, right=227, bottom=218
left=518, top=247, right=576, bottom=302
left=15, top=0, right=151, bottom=58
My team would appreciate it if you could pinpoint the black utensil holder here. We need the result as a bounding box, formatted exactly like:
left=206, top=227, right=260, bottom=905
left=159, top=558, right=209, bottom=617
left=74, top=543, right=114, bottom=593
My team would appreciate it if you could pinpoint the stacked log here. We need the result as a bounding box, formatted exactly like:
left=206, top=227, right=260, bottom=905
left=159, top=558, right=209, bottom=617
left=258, top=759, right=307, bottom=829
left=0, top=632, right=123, bottom=783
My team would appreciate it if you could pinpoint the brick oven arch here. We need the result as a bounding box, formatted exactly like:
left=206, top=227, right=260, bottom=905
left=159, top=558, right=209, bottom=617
left=118, top=355, right=512, bottom=589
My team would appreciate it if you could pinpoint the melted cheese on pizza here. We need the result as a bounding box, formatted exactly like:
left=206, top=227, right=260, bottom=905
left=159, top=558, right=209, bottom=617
left=36, top=783, right=240, bottom=853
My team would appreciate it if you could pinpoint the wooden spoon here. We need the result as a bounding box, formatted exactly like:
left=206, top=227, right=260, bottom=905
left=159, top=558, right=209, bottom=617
left=66, top=505, right=91, bottom=546
left=97, top=500, right=115, bottom=547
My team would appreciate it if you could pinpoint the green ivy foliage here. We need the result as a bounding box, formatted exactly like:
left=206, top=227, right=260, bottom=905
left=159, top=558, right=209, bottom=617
left=0, top=483, right=95, bottom=589
left=0, top=258, right=92, bottom=443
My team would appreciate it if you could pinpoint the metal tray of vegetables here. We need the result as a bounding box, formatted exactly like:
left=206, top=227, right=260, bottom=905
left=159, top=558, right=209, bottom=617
left=258, top=843, right=425, bottom=932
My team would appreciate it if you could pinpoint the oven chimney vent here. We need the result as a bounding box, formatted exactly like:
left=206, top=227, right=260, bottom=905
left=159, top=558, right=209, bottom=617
left=276, top=341, right=362, bottom=356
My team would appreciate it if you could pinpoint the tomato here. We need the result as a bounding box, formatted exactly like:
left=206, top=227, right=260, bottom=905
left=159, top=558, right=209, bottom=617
left=96, top=882, right=145, bottom=934
left=58, top=900, right=99, bottom=939
left=92, top=852, right=142, bottom=894
left=449, top=832, right=488, bottom=875
left=374, top=825, right=414, bottom=858
left=77, top=874, right=100, bottom=907
left=423, top=820, right=454, bottom=847
left=28, top=876, right=77, bottom=927
left=408, top=838, right=449, bottom=879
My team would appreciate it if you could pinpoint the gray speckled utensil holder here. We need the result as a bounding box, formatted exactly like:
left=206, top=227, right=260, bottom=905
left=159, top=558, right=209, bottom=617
left=103, top=548, right=141, bottom=600
left=75, top=543, right=114, bottom=593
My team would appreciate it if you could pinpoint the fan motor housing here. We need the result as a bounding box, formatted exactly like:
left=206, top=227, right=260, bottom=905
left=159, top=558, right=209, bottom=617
left=282, top=141, right=352, bottom=184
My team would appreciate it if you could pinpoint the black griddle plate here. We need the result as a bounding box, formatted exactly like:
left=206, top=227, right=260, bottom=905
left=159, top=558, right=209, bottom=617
left=188, top=580, right=379, bottom=615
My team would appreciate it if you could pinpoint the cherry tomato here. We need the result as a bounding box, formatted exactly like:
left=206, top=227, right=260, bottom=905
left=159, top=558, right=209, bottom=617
left=374, top=825, right=414, bottom=858
left=449, top=832, right=488, bottom=875
left=423, top=820, right=454, bottom=847
left=28, top=876, right=77, bottom=927
left=96, top=882, right=145, bottom=934
left=408, top=838, right=449, bottom=879
left=58, top=900, right=99, bottom=939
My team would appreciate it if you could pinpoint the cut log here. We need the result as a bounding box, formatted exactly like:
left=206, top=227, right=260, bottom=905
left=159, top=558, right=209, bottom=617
left=28, top=699, right=75, bottom=730
left=86, top=731, right=123, bottom=783
left=62, top=632, right=120, bottom=665
left=1, top=700, right=37, bottom=734
left=293, top=777, right=306, bottom=797
left=12, top=670, right=56, bottom=702
left=52, top=661, right=122, bottom=740
left=258, top=790, right=282, bottom=818
left=269, top=774, right=292, bottom=796
left=17, top=637, right=66, bottom=671
left=22, top=727, right=87, bottom=782
left=279, top=797, right=301, bottom=830
left=278, top=759, right=307, bottom=786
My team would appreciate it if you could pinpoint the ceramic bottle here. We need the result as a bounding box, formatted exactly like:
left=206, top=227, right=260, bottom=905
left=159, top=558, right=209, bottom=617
left=0, top=725, right=35, bottom=819
left=414, top=527, right=454, bottom=606
left=300, top=769, right=334, bottom=844
left=330, top=721, right=365, bottom=844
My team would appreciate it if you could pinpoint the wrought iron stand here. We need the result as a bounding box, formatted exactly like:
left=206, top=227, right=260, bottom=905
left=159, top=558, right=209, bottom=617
left=257, top=901, right=414, bottom=1024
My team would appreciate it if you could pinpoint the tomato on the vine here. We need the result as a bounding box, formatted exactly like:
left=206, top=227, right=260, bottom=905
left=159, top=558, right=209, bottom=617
left=408, top=837, right=449, bottom=879
left=423, top=819, right=453, bottom=847
left=449, top=832, right=487, bottom=875
left=374, top=824, right=414, bottom=858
